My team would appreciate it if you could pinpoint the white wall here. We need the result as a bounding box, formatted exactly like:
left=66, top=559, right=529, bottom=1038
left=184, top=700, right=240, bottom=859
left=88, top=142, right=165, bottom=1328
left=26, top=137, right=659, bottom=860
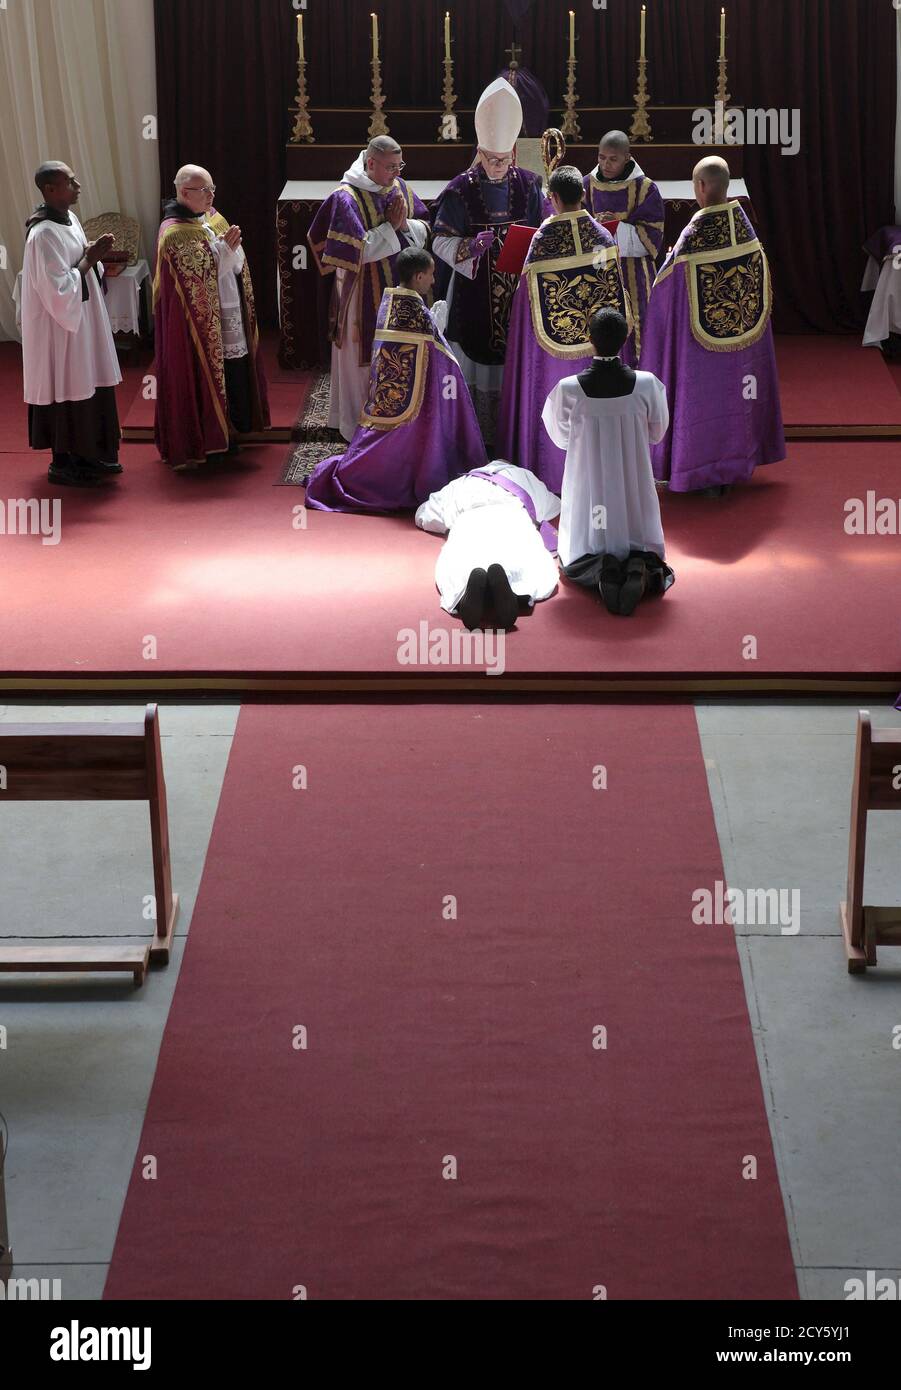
left=0, top=0, right=160, bottom=343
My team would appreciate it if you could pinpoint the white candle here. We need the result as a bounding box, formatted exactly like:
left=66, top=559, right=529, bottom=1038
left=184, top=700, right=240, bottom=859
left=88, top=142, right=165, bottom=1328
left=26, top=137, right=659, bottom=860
left=720, top=8, right=726, bottom=61
left=640, top=6, right=646, bottom=61
left=445, top=11, right=451, bottom=63
left=297, top=14, right=304, bottom=64
left=569, top=10, right=575, bottom=62
left=372, top=12, right=379, bottom=64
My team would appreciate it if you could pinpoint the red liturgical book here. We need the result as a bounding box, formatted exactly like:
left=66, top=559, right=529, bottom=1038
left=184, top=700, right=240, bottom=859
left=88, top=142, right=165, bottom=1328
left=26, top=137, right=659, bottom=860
left=496, top=224, right=538, bottom=275
left=601, top=220, right=621, bottom=237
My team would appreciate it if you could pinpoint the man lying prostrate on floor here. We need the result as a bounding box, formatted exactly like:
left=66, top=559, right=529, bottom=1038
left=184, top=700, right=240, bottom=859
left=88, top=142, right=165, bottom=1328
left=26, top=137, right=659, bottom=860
left=541, top=308, right=674, bottom=617
left=305, top=248, right=487, bottom=512
left=415, top=461, right=560, bottom=630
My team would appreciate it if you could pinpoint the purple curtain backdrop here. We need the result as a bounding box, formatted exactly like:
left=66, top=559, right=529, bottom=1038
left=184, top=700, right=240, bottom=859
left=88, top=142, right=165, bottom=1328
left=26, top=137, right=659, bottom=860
left=153, top=0, right=896, bottom=332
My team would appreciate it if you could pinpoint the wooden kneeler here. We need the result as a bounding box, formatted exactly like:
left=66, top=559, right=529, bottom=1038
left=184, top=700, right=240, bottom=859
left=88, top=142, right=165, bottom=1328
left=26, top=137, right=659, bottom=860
left=0, top=705, right=178, bottom=988
left=840, top=710, right=901, bottom=973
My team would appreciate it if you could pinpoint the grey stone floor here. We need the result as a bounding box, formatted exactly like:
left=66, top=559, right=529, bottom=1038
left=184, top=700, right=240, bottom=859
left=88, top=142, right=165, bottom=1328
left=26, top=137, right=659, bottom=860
left=1, top=698, right=900, bottom=1302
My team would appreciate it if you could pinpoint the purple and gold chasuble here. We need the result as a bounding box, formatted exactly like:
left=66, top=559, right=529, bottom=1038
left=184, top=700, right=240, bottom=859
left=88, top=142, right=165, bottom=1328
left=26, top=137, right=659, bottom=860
left=640, top=200, right=785, bottom=493
left=583, top=163, right=664, bottom=366
left=433, top=165, right=545, bottom=367
left=308, top=178, right=430, bottom=368
left=304, top=288, right=487, bottom=513
left=153, top=210, right=269, bottom=467
left=496, top=211, right=629, bottom=492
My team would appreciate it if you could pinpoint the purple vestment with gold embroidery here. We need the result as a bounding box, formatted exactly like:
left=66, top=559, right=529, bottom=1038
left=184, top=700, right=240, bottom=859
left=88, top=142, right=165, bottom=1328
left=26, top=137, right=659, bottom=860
left=432, top=165, right=544, bottom=366
left=583, top=163, right=665, bottom=367
left=308, top=178, right=430, bottom=367
left=304, top=288, right=487, bottom=513
left=640, top=200, right=785, bottom=492
left=496, top=211, right=628, bottom=493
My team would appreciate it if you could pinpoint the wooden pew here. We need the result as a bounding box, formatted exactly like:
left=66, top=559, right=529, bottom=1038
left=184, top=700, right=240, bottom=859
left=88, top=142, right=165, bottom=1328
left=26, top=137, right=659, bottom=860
left=840, top=710, right=901, bottom=972
left=0, top=705, right=178, bottom=988
left=0, top=1115, right=11, bottom=1288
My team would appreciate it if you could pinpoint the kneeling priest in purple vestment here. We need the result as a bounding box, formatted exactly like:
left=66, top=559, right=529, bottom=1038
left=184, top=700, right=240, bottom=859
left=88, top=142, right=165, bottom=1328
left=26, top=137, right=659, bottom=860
left=497, top=164, right=629, bottom=495
left=304, top=249, right=487, bottom=513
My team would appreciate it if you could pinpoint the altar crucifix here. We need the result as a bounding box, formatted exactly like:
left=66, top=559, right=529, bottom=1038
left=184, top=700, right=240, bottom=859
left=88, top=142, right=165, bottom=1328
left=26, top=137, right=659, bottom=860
left=505, top=41, right=522, bottom=72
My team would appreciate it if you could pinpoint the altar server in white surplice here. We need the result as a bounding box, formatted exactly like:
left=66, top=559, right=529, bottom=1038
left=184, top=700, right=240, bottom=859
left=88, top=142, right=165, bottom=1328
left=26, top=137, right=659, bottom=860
left=415, top=461, right=560, bottom=630
left=542, top=308, right=673, bottom=617
left=21, top=162, right=122, bottom=488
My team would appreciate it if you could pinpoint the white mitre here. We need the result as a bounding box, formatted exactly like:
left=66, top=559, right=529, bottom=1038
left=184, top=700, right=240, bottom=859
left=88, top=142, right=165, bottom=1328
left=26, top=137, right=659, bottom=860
left=474, top=77, right=523, bottom=154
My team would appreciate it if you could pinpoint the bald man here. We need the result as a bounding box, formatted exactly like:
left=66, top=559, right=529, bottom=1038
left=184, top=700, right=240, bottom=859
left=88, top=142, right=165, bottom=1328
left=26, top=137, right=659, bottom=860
left=153, top=166, right=269, bottom=471
left=583, top=131, right=664, bottom=366
left=640, top=157, right=785, bottom=495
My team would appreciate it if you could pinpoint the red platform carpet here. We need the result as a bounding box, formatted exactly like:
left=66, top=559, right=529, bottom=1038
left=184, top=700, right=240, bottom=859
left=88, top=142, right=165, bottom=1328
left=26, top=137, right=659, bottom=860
left=774, top=336, right=901, bottom=429
left=104, top=701, right=798, bottom=1301
left=120, top=330, right=309, bottom=437
left=0, top=438, right=898, bottom=694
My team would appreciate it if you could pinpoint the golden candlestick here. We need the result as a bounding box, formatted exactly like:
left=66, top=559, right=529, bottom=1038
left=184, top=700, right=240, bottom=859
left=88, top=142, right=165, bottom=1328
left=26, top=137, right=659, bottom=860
left=291, top=14, right=314, bottom=144
left=714, top=10, right=730, bottom=109
left=629, top=10, right=653, bottom=144
left=438, top=12, right=459, bottom=140
left=559, top=16, right=581, bottom=143
left=368, top=13, right=389, bottom=138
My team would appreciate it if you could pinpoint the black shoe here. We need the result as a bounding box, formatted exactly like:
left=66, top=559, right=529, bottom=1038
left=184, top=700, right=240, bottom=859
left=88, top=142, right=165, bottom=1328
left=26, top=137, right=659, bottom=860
left=700, top=484, right=730, bottom=498
left=486, top=563, right=518, bottom=630
left=618, top=555, right=648, bottom=616
left=457, top=568, right=489, bottom=630
left=92, top=460, right=123, bottom=474
left=47, top=460, right=105, bottom=488
left=599, top=555, right=625, bottom=614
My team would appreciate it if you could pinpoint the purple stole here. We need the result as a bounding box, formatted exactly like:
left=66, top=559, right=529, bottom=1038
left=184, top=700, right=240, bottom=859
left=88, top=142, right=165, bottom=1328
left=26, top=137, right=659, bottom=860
left=308, top=178, right=430, bottom=367
left=468, top=470, right=558, bottom=553
left=434, top=166, right=542, bottom=366
left=524, top=212, right=627, bottom=359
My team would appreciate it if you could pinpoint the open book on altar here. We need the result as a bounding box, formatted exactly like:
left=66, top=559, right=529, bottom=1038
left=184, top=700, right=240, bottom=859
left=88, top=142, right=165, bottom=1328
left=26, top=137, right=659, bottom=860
left=496, top=224, right=538, bottom=276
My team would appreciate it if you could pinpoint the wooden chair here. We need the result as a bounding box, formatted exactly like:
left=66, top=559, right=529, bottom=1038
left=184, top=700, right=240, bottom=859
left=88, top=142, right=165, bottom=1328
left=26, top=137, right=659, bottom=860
left=82, top=211, right=141, bottom=266
left=840, top=710, right=901, bottom=972
left=0, top=706, right=178, bottom=989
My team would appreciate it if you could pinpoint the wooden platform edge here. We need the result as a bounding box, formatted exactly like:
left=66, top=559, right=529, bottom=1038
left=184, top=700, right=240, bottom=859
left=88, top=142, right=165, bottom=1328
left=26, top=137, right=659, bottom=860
left=0, top=674, right=898, bottom=698
left=121, top=427, right=294, bottom=444
left=121, top=424, right=901, bottom=444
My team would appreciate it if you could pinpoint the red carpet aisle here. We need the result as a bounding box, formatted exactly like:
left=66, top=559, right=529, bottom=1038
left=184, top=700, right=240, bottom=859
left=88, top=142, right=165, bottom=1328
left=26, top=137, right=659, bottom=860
left=105, top=702, right=798, bottom=1301
left=0, top=440, right=899, bottom=692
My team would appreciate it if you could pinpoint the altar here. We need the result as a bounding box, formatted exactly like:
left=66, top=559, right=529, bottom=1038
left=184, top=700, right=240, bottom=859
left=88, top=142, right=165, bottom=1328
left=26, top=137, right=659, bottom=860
left=277, top=6, right=754, bottom=370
